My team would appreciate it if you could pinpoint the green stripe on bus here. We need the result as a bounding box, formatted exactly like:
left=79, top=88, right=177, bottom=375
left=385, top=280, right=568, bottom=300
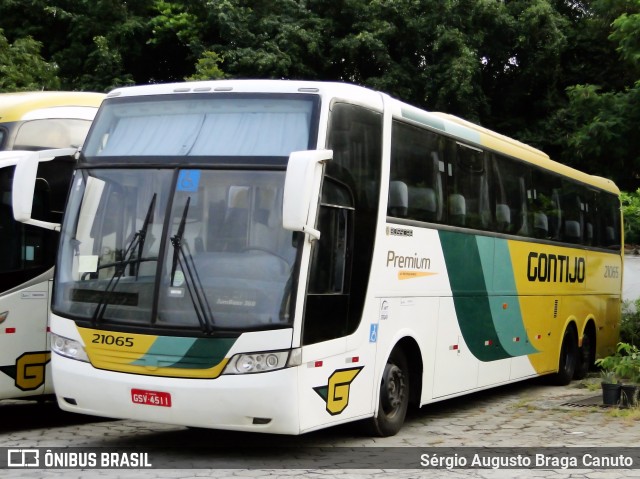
left=440, top=231, right=537, bottom=360
left=484, top=238, right=538, bottom=356
left=171, top=337, right=236, bottom=369
left=132, top=336, right=235, bottom=369
left=439, top=230, right=509, bottom=361
left=475, top=236, right=538, bottom=356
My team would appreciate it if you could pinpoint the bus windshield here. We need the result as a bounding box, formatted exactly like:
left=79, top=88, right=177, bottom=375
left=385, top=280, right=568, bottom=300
left=83, top=95, right=317, bottom=158
left=54, top=168, right=297, bottom=332
left=14, top=118, right=94, bottom=150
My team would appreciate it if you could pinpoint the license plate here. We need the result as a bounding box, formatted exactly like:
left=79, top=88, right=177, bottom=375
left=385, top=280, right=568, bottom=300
left=131, top=388, right=172, bottom=407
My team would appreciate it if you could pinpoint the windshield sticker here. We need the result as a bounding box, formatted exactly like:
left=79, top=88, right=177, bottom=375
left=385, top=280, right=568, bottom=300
left=171, top=270, right=185, bottom=287
left=177, top=170, right=201, bottom=192
left=78, top=255, right=99, bottom=273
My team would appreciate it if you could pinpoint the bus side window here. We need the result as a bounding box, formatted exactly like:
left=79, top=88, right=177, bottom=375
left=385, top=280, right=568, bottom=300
left=583, top=190, right=597, bottom=246
left=447, top=141, right=489, bottom=230
left=389, top=120, right=444, bottom=223
left=596, top=192, right=621, bottom=248
left=530, top=170, right=562, bottom=241
left=492, top=154, right=531, bottom=236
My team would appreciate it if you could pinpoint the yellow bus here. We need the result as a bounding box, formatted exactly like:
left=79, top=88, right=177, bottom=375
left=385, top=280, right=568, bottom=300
left=0, top=91, right=104, bottom=150
left=0, top=91, right=104, bottom=400
left=14, top=81, right=620, bottom=435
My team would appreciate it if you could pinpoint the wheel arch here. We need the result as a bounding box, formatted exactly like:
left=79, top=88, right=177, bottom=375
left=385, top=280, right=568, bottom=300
left=393, top=335, right=423, bottom=407
left=558, top=317, right=579, bottom=358
left=580, top=317, right=597, bottom=350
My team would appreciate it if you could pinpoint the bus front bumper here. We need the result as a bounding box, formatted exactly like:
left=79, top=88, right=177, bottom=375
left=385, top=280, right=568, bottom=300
left=52, top=352, right=301, bottom=435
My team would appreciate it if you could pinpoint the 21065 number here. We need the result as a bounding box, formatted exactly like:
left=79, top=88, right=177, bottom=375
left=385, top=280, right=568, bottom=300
left=92, top=333, right=134, bottom=347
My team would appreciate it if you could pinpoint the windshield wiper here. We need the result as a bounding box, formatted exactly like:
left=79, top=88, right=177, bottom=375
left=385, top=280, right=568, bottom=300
left=135, top=193, right=156, bottom=279
left=92, top=194, right=157, bottom=323
left=169, top=197, right=215, bottom=333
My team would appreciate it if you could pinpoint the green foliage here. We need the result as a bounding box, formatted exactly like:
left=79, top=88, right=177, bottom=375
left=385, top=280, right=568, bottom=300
left=610, top=7, right=640, bottom=69
left=598, top=297, right=640, bottom=384
left=621, top=190, right=640, bottom=244
left=621, top=299, right=640, bottom=346
left=552, top=83, right=640, bottom=187
left=77, top=36, right=135, bottom=92
left=0, top=0, right=639, bottom=192
left=596, top=342, right=640, bottom=384
left=599, top=368, right=618, bottom=384
left=186, top=51, right=225, bottom=81
left=0, top=29, right=59, bottom=91
left=615, top=342, right=640, bottom=384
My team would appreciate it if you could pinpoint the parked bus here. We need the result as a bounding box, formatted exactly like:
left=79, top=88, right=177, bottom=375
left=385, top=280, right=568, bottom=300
left=15, top=81, right=621, bottom=435
left=0, top=91, right=104, bottom=400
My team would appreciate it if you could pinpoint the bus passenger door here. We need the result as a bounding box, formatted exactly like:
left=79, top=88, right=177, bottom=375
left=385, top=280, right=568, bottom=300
left=296, top=180, right=375, bottom=432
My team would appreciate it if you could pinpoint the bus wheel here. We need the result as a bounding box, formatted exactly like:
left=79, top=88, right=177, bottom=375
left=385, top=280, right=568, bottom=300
left=551, top=328, right=578, bottom=385
left=574, top=332, right=593, bottom=380
left=365, top=349, right=409, bottom=437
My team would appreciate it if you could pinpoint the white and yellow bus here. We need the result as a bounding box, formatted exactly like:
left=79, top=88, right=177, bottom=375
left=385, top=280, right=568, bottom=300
left=0, top=91, right=104, bottom=400
left=15, top=81, right=620, bottom=435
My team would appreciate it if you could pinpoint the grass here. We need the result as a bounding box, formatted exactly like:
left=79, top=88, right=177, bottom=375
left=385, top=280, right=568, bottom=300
left=510, top=399, right=537, bottom=412
left=574, top=373, right=602, bottom=392
left=605, top=407, right=640, bottom=421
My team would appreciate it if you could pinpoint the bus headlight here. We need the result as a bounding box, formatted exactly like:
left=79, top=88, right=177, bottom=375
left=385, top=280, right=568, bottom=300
left=223, top=350, right=290, bottom=374
left=51, top=333, right=89, bottom=362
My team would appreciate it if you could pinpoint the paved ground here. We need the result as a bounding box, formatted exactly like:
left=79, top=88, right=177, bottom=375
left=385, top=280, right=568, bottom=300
left=0, top=375, right=638, bottom=478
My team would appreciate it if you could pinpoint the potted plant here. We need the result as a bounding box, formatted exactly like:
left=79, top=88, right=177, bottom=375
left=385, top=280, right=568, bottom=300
left=614, top=343, right=640, bottom=408
left=599, top=370, right=622, bottom=405
left=595, top=349, right=623, bottom=406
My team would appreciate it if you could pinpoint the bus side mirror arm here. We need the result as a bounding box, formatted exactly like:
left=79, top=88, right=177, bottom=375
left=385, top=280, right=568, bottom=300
left=282, top=150, right=333, bottom=242
left=12, top=148, right=76, bottom=231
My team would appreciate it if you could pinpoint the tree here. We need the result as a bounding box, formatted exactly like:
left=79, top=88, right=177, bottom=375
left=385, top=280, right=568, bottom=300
left=0, top=29, right=59, bottom=91
left=0, top=0, right=639, bottom=192
left=539, top=0, right=640, bottom=189
left=621, top=189, right=640, bottom=245
left=0, top=0, right=199, bottom=91
left=186, top=51, right=225, bottom=81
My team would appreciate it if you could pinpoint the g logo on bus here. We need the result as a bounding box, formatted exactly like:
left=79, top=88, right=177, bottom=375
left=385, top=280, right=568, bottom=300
left=0, top=351, right=51, bottom=391
left=313, top=367, right=363, bottom=416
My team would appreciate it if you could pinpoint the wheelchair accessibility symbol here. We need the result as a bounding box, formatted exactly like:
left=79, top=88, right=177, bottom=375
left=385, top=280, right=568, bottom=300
left=369, top=324, right=378, bottom=343
left=177, top=170, right=201, bottom=192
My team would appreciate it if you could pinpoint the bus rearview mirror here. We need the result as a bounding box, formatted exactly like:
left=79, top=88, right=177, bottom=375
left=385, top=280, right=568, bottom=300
left=12, top=148, right=77, bottom=231
left=282, top=149, right=332, bottom=241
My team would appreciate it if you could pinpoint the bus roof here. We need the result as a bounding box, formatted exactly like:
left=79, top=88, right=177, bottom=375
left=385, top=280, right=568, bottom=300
left=0, top=91, right=105, bottom=122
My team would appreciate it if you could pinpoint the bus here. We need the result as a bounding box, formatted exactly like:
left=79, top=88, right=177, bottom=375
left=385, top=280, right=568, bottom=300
left=0, top=91, right=104, bottom=400
left=15, top=81, right=621, bottom=435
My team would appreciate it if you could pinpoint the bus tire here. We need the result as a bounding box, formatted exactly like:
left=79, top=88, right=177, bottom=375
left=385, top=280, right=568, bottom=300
left=551, top=327, right=578, bottom=386
left=364, top=349, right=409, bottom=437
left=574, top=331, right=594, bottom=380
